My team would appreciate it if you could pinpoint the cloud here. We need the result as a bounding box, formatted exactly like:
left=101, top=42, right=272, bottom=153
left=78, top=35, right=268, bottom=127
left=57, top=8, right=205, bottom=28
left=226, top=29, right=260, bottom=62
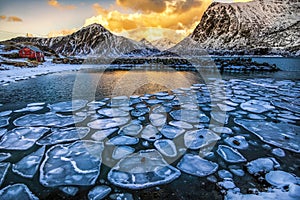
left=0, top=15, right=6, bottom=20
left=85, top=0, right=212, bottom=41
left=86, top=0, right=251, bottom=41
left=7, top=16, right=23, bottom=22
left=47, top=28, right=77, bottom=37
left=92, top=3, right=109, bottom=15
left=48, top=0, right=76, bottom=10
left=117, top=0, right=168, bottom=13
left=119, top=27, right=185, bottom=43
left=0, top=15, right=23, bottom=22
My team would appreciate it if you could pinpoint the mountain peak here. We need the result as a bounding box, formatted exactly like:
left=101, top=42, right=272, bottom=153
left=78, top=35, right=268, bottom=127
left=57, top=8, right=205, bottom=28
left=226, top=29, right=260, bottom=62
left=80, top=23, right=110, bottom=33
left=84, top=23, right=105, bottom=29
left=8, top=22, right=149, bottom=57
left=186, top=0, right=299, bottom=55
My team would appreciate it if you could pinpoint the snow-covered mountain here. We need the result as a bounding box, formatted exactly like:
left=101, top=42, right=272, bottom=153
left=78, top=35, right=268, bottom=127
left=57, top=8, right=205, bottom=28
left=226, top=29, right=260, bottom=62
left=9, top=23, right=154, bottom=57
left=172, top=0, right=300, bottom=56
left=151, top=38, right=176, bottom=51
left=139, top=38, right=156, bottom=49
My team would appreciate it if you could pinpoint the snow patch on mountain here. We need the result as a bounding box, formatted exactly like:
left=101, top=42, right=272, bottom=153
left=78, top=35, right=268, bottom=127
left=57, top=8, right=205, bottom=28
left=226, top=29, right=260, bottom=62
left=173, top=0, right=300, bottom=56
left=9, top=24, right=152, bottom=58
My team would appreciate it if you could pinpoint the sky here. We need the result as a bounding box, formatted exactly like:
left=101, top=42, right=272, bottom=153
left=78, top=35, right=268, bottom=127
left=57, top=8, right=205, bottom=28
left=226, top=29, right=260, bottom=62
left=0, top=0, right=252, bottom=42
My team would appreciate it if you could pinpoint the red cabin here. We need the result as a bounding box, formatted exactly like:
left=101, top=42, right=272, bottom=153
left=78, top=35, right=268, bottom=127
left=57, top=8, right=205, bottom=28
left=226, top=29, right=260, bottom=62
left=19, top=46, right=44, bottom=62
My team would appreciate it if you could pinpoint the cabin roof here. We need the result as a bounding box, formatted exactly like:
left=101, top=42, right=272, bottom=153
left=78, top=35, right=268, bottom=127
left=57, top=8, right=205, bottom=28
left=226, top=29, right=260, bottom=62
left=22, top=46, right=43, bottom=53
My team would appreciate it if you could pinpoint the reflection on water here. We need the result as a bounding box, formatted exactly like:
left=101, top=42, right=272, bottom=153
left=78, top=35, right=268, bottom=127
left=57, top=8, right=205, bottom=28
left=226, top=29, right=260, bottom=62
left=0, top=60, right=299, bottom=109
left=0, top=70, right=204, bottom=107
left=80, top=70, right=204, bottom=98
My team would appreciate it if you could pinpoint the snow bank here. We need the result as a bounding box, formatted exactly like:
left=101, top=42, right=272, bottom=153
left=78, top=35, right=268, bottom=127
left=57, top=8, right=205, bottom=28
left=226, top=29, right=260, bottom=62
left=0, top=62, right=95, bottom=86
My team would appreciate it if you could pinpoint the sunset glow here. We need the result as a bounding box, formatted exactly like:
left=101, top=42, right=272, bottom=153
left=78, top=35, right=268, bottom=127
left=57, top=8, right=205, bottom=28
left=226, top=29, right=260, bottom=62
left=0, top=0, right=252, bottom=41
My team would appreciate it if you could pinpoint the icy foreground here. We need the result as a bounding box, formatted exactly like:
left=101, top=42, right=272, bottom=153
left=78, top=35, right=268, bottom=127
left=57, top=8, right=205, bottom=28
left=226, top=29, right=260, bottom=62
left=40, top=140, right=104, bottom=187
left=0, top=62, right=96, bottom=86
left=108, top=149, right=181, bottom=189
left=0, top=78, right=299, bottom=198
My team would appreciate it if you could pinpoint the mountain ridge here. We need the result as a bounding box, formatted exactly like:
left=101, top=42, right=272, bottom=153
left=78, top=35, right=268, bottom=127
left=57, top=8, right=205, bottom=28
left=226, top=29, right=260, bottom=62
left=3, top=0, right=300, bottom=57
left=7, top=23, right=154, bottom=58
left=171, top=0, right=300, bottom=56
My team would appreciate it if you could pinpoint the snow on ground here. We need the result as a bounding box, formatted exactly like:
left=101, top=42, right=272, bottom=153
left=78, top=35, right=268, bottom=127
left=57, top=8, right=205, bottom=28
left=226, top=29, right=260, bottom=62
left=0, top=62, right=96, bottom=86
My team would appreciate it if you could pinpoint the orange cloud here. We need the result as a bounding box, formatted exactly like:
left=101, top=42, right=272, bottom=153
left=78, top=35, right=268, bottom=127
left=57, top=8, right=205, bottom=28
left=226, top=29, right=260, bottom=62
left=0, top=15, right=6, bottom=20
left=47, top=28, right=77, bottom=37
left=7, top=16, right=23, bottom=22
left=48, top=0, right=76, bottom=10
left=117, top=0, right=167, bottom=13
left=0, top=15, right=22, bottom=22
left=85, top=0, right=212, bottom=42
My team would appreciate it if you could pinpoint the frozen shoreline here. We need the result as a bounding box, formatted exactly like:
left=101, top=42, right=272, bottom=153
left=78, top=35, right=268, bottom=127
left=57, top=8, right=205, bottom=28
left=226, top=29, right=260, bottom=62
left=0, top=62, right=96, bottom=86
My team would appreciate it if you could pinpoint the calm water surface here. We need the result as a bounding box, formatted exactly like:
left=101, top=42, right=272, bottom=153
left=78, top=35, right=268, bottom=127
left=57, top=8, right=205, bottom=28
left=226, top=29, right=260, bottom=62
left=0, top=58, right=299, bottom=199
left=0, top=57, right=299, bottom=109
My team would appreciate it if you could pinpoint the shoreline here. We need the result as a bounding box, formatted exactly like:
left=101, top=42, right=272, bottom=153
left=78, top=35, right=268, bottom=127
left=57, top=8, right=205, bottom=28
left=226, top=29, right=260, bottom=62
left=0, top=56, right=299, bottom=86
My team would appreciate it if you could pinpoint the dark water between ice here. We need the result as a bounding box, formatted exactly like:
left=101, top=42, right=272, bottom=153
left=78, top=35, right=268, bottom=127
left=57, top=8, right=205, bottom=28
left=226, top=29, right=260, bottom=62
left=0, top=57, right=299, bottom=109
left=0, top=57, right=299, bottom=199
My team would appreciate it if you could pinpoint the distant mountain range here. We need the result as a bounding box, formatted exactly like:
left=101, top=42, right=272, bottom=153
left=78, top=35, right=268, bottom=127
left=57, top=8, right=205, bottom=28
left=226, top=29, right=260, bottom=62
left=8, top=24, right=155, bottom=57
left=4, top=0, right=300, bottom=57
